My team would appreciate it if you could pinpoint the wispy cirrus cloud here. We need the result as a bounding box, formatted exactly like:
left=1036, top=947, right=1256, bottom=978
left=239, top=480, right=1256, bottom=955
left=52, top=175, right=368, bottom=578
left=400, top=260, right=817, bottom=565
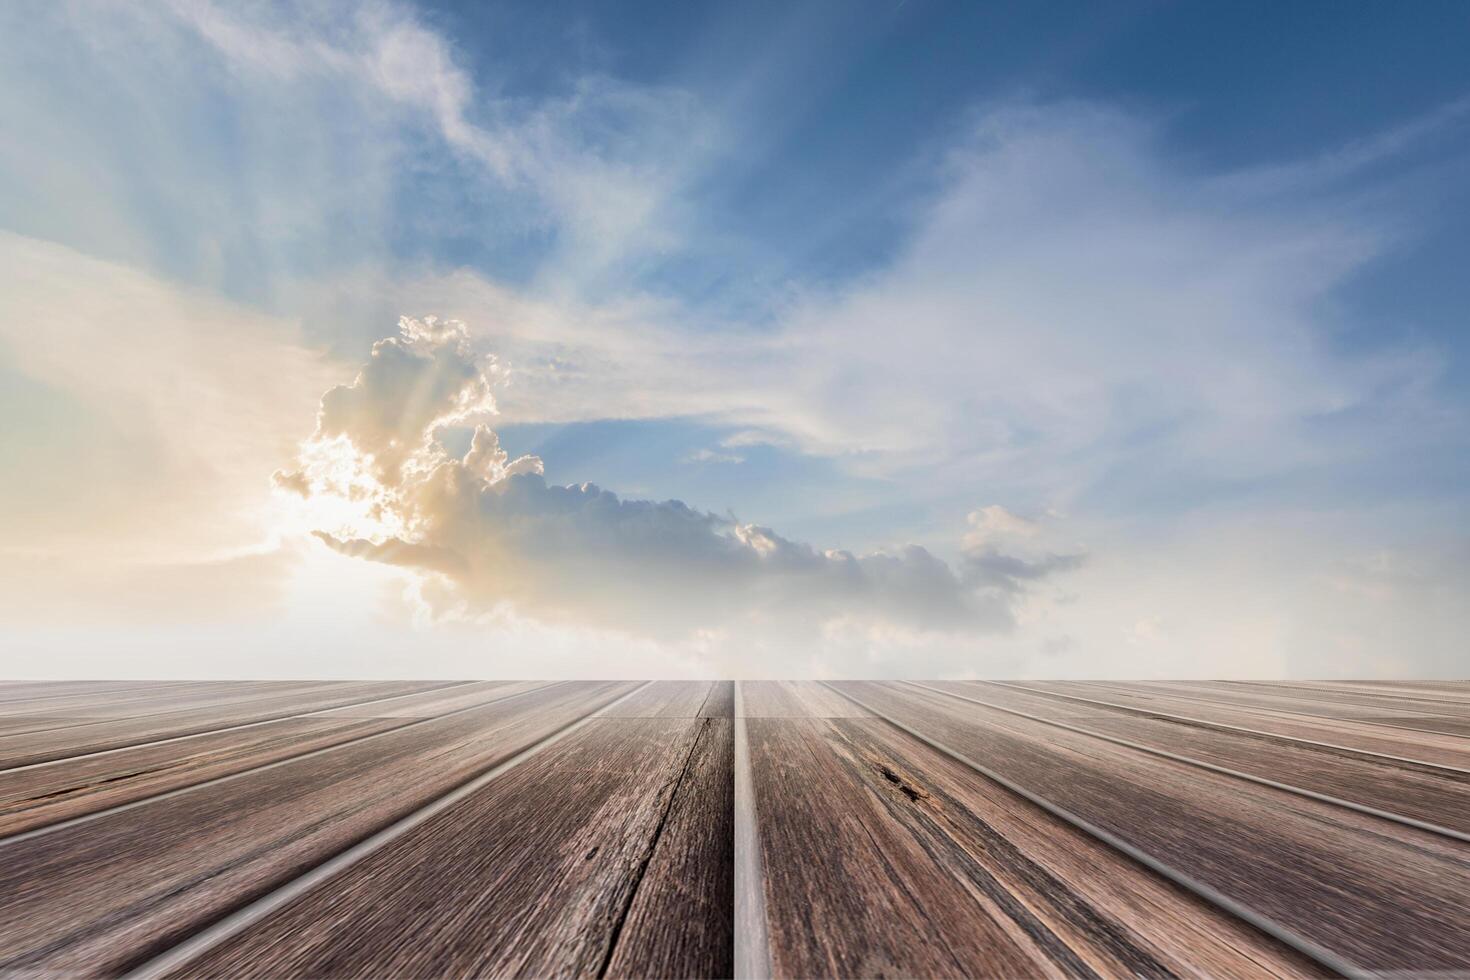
left=2, top=0, right=1468, bottom=679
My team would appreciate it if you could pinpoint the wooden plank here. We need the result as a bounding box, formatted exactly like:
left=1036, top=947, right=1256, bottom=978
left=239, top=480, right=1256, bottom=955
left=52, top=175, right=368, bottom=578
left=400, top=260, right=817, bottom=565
left=0, top=681, right=451, bottom=768
left=168, top=718, right=711, bottom=979
left=0, top=681, right=309, bottom=719
left=0, top=680, right=214, bottom=701
left=1128, top=679, right=1470, bottom=727
left=748, top=716, right=1041, bottom=977
left=605, top=719, right=733, bottom=979
left=699, top=680, right=734, bottom=719
left=935, top=681, right=1470, bottom=835
left=0, top=715, right=109, bottom=737
left=835, top=681, right=1470, bottom=974
left=312, top=680, right=530, bottom=718
left=602, top=681, right=714, bottom=718
left=1, top=677, right=1464, bottom=978
left=0, top=681, right=169, bottom=702
left=1214, top=679, right=1470, bottom=709
left=1019, top=680, right=1470, bottom=770
left=0, top=716, right=401, bottom=838
left=0, top=684, right=533, bottom=838
left=0, top=681, right=636, bottom=976
left=1323, top=680, right=1470, bottom=697
left=739, top=681, right=871, bottom=718
left=826, top=717, right=1320, bottom=977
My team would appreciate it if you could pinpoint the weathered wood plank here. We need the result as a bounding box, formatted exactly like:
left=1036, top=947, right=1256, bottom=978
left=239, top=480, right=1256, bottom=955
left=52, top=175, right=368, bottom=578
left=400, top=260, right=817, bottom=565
left=312, top=680, right=532, bottom=718
left=826, top=717, right=1320, bottom=977
left=929, top=681, right=1470, bottom=835
left=1128, top=679, right=1470, bottom=727
left=748, top=716, right=1038, bottom=978
left=605, top=719, right=733, bottom=979
left=602, top=681, right=714, bottom=718
left=2, top=677, right=1466, bottom=979
left=0, top=681, right=634, bottom=977
left=740, top=681, right=870, bottom=718
left=835, top=680, right=1470, bottom=974
left=171, top=718, right=708, bottom=979
left=1019, top=680, right=1470, bottom=769
left=0, top=681, right=315, bottom=719
left=698, top=680, right=734, bottom=718
left=0, top=716, right=402, bottom=837
left=0, top=681, right=451, bottom=768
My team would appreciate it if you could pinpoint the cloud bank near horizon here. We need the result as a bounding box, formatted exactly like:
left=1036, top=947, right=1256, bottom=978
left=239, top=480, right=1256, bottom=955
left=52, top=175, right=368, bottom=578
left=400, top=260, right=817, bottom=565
left=277, top=317, right=1083, bottom=639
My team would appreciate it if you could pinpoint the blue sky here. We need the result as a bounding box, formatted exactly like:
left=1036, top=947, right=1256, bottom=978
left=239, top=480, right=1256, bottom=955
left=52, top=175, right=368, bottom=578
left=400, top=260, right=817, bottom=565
left=0, top=1, right=1467, bottom=678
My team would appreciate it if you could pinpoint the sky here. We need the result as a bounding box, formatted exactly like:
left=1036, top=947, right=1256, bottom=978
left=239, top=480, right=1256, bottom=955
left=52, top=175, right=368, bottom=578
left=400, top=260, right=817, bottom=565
left=1, top=0, right=1468, bottom=679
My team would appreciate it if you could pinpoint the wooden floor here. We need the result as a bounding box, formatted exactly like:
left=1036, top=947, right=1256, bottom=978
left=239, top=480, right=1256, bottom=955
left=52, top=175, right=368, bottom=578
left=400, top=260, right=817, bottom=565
left=0, top=680, right=1467, bottom=978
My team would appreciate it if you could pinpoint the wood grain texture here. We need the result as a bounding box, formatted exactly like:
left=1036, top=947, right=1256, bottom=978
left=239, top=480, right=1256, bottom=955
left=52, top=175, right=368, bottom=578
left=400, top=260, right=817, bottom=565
left=0, top=715, right=110, bottom=737
left=1214, top=679, right=1470, bottom=710
left=699, top=680, right=734, bottom=719
left=0, top=681, right=168, bottom=702
left=7, top=681, right=441, bottom=722
left=1121, top=679, right=1470, bottom=732
left=0, top=683, right=530, bottom=838
left=833, top=680, right=1470, bottom=974
left=173, top=718, right=714, bottom=979
left=3, top=679, right=1468, bottom=979
left=0, top=681, right=633, bottom=977
left=0, top=681, right=452, bottom=768
left=0, top=681, right=269, bottom=717
left=929, top=680, right=1470, bottom=835
left=748, top=717, right=1043, bottom=978
left=311, top=680, right=538, bottom=718
left=0, top=715, right=405, bottom=837
left=740, top=680, right=871, bottom=718
left=602, top=681, right=716, bottom=718
left=604, top=719, right=733, bottom=979
left=826, top=717, right=1320, bottom=978
left=1017, top=680, right=1470, bottom=769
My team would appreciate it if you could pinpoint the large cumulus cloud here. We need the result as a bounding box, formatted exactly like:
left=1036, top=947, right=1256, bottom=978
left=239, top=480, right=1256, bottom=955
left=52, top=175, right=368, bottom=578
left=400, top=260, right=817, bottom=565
left=279, top=317, right=1080, bottom=638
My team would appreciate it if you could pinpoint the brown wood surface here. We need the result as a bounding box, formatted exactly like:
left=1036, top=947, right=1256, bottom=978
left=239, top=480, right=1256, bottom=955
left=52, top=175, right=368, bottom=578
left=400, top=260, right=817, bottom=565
left=1017, top=680, right=1470, bottom=769
left=0, top=683, right=534, bottom=838
left=602, top=681, right=716, bottom=718
left=1119, top=679, right=1470, bottom=732
left=748, top=715, right=1044, bottom=978
left=0, top=715, right=403, bottom=837
left=837, top=716, right=1321, bottom=978
left=0, top=681, right=454, bottom=768
left=0, top=680, right=170, bottom=702
left=699, top=680, right=734, bottom=719
left=739, top=680, right=871, bottom=717
left=832, top=680, right=1470, bottom=974
left=0, top=681, right=278, bottom=717
left=0, top=681, right=634, bottom=976
left=605, top=718, right=733, bottom=979
left=927, top=680, right=1470, bottom=834
left=174, top=717, right=718, bottom=979
left=2, top=679, right=1467, bottom=978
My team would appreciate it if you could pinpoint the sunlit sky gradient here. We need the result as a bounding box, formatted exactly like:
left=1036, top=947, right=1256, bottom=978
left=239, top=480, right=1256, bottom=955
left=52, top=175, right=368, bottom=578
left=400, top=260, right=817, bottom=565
left=2, top=1, right=1468, bottom=678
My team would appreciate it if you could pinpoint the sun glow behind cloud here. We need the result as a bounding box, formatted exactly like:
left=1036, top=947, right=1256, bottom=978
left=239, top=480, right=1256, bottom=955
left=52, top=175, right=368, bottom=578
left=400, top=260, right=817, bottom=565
left=1, top=0, right=1468, bottom=678
left=268, top=317, right=1077, bottom=647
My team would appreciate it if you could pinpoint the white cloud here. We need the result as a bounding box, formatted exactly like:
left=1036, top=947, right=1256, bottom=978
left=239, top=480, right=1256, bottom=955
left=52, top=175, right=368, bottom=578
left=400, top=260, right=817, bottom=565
left=684, top=448, right=744, bottom=465
left=1, top=0, right=1466, bottom=678
left=369, top=101, right=1455, bottom=529
left=166, top=0, right=708, bottom=285
left=284, top=319, right=1077, bottom=640
left=0, top=0, right=709, bottom=314
left=964, top=505, right=1041, bottom=549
